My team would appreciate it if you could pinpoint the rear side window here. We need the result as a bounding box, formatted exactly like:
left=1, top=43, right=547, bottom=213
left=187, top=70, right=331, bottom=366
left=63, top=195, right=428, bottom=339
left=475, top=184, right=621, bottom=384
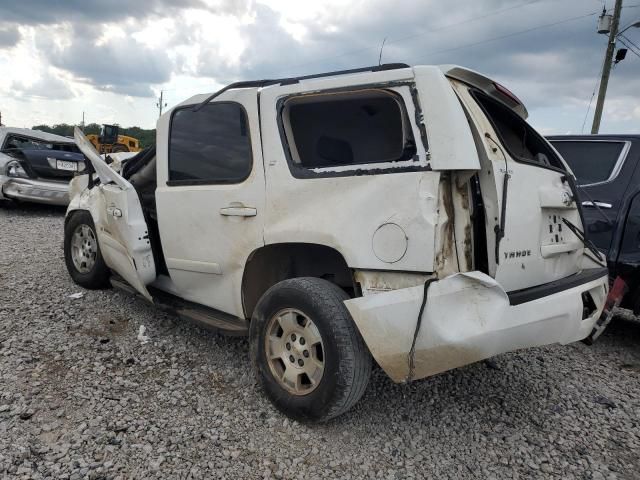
left=472, top=91, right=565, bottom=170
left=282, top=89, right=417, bottom=170
left=169, top=102, right=252, bottom=184
left=550, top=141, right=626, bottom=185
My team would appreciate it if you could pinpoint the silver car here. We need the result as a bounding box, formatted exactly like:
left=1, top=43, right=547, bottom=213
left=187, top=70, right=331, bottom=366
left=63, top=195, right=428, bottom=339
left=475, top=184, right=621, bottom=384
left=0, top=127, right=85, bottom=206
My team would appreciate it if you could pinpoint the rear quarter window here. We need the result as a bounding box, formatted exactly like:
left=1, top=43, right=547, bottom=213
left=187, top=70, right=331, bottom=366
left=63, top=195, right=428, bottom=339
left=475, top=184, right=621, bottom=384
left=280, top=88, right=418, bottom=174
left=550, top=141, right=627, bottom=185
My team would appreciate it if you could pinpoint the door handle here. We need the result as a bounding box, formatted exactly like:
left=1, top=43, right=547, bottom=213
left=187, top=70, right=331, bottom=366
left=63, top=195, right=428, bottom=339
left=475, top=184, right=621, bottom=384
left=219, top=204, right=257, bottom=217
left=581, top=201, right=612, bottom=209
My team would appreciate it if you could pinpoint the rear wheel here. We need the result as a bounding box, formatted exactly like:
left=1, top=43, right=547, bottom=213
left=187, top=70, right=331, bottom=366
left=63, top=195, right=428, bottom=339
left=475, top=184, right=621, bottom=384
left=250, top=277, right=371, bottom=422
left=64, top=211, right=111, bottom=289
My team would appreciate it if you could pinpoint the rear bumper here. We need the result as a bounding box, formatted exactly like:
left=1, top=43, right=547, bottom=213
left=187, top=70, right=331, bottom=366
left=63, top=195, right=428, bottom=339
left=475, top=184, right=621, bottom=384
left=344, top=269, right=608, bottom=383
left=0, top=175, right=69, bottom=206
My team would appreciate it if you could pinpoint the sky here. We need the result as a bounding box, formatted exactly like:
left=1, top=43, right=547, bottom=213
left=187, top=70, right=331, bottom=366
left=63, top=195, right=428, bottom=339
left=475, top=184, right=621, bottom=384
left=0, top=0, right=639, bottom=134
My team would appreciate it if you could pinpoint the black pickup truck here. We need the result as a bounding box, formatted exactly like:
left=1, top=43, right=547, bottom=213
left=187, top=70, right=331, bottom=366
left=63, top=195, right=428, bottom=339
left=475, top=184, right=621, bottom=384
left=548, top=134, right=640, bottom=316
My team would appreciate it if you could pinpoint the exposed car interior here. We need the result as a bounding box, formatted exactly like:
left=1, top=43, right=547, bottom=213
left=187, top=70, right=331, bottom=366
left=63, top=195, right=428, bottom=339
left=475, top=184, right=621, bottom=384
left=472, top=90, right=565, bottom=170
left=282, top=89, right=417, bottom=169
left=120, top=147, right=166, bottom=274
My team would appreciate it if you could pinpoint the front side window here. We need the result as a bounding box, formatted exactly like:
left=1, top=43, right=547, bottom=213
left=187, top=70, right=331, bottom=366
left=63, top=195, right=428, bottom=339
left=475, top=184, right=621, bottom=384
left=169, top=102, right=252, bottom=184
left=472, top=91, right=565, bottom=170
left=282, top=89, right=417, bottom=171
left=550, top=140, right=626, bottom=185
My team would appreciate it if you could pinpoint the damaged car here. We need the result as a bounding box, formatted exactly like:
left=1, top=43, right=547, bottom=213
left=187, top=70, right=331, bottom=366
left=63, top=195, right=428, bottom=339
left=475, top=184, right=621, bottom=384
left=0, top=127, right=85, bottom=206
left=64, top=63, right=609, bottom=421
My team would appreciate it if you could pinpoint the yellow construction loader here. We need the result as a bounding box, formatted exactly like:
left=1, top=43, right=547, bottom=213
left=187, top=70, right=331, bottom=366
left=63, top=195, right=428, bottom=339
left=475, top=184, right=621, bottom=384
left=86, top=124, right=141, bottom=154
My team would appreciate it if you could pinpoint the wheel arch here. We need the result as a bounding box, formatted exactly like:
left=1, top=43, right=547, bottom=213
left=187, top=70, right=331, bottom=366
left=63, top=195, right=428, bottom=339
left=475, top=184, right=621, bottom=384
left=65, top=205, right=100, bottom=230
left=242, top=242, right=354, bottom=320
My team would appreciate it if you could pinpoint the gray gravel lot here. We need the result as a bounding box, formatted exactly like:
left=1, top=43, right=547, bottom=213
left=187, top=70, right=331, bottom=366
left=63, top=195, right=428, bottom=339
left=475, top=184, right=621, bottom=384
left=1, top=203, right=639, bottom=479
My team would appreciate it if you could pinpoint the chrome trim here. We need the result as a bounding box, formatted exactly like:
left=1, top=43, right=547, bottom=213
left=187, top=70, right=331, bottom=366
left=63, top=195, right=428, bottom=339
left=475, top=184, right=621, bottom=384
left=550, top=140, right=632, bottom=187
left=0, top=175, right=69, bottom=206
left=581, top=201, right=612, bottom=209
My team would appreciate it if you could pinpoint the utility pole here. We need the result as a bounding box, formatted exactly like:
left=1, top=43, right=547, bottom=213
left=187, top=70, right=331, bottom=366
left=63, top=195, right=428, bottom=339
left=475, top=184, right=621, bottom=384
left=592, top=0, right=624, bottom=134
left=156, top=90, right=167, bottom=118
left=81, top=111, right=85, bottom=131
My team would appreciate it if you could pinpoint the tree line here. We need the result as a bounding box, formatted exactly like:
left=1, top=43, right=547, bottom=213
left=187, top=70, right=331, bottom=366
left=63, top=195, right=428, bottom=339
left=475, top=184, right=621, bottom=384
left=32, top=123, right=156, bottom=149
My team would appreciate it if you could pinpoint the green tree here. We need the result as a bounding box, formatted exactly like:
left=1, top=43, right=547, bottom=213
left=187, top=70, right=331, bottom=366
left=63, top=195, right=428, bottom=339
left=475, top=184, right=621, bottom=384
left=31, top=123, right=156, bottom=149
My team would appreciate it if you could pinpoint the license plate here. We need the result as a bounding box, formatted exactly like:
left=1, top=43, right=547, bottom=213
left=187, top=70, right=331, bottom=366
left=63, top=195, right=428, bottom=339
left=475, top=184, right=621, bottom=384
left=56, top=160, right=77, bottom=171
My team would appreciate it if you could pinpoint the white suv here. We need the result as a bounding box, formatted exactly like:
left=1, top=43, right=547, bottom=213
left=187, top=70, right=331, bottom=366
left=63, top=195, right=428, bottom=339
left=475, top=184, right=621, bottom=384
left=64, top=64, right=608, bottom=421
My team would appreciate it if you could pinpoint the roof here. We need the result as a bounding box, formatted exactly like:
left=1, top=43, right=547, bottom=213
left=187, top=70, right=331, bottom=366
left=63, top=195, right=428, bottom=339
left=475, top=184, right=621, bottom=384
left=547, top=134, right=640, bottom=141
left=0, top=127, right=75, bottom=144
left=192, top=63, right=412, bottom=111
left=185, top=63, right=529, bottom=121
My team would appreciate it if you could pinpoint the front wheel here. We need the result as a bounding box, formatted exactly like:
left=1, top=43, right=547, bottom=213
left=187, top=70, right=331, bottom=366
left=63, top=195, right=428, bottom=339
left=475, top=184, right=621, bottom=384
left=250, top=277, right=371, bottom=422
left=64, top=211, right=111, bottom=289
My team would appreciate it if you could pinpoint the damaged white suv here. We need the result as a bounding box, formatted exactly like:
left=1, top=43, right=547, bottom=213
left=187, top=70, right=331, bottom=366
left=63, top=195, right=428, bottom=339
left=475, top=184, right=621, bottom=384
left=65, top=64, right=609, bottom=421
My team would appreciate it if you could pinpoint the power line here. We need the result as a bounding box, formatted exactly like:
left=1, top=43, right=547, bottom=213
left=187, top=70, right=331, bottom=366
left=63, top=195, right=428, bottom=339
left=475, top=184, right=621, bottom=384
left=412, top=11, right=599, bottom=62
left=385, top=0, right=548, bottom=46
left=282, top=0, right=549, bottom=73
left=618, top=36, right=640, bottom=57
left=620, top=33, right=640, bottom=52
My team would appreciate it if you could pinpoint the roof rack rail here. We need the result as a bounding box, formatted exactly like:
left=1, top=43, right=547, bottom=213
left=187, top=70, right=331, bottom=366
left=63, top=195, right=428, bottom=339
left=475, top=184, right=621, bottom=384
left=278, top=62, right=411, bottom=85
left=192, top=80, right=280, bottom=112
left=192, top=63, right=411, bottom=112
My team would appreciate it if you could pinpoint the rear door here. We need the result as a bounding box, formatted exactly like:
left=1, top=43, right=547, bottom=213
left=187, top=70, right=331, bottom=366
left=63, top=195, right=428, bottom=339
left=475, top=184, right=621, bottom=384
left=450, top=82, right=584, bottom=292
left=73, top=128, right=156, bottom=300
left=549, top=138, right=634, bottom=253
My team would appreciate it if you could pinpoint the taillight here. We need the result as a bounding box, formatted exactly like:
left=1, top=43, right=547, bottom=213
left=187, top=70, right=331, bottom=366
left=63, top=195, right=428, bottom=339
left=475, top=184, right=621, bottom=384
left=493, top=82, right=522, bottom=106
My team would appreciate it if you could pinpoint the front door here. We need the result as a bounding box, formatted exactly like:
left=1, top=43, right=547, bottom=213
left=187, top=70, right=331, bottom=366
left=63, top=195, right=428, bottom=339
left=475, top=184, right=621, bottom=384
left=155, top=90, right=265, bottom=318
left=73, top=128, right=156, bottom=300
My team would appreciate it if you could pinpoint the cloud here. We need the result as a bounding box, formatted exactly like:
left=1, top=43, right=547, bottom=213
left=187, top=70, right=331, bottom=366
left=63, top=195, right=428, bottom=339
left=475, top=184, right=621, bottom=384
left=36, top=28, right=173, bottom=97
left=0, top=0, right=638, bottom=132
left=0, top=0, right=207, bottom=25
left=0, top=25, right=20, bottom=48
left=11, top=70, right=75, bottom=100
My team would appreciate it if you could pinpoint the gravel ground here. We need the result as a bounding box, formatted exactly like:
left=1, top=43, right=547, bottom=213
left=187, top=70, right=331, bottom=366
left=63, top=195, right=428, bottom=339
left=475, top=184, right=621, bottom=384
left=1, top=203, right=639, bottom=480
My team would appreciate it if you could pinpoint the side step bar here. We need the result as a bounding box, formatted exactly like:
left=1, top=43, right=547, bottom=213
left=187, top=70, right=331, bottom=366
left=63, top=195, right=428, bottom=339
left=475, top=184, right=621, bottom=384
left=110, top=276, right=249, bottom=336
left=175, top=308, right=248, bottom=336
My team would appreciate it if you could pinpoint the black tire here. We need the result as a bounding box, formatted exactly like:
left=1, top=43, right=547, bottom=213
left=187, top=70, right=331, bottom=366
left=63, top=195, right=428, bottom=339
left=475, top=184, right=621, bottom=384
left=250, top=277, right=371, bottom=422
left=111, top=144, right=129, bottom=153
left=64, top=210, right=111, bottom=289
